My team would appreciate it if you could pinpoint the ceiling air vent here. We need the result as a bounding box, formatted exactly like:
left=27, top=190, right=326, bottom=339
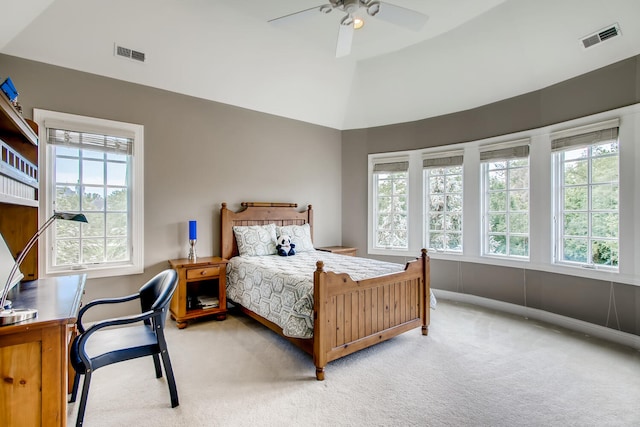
left=581, top=23, right=621, bottom=49
left=114, top=43, right=146, bottom=62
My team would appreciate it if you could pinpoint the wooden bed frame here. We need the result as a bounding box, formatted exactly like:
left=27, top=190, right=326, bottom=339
left=220, top=202, right=430, bottom=380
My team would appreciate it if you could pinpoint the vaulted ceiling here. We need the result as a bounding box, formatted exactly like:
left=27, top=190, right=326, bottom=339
left=2, top=0, right=640, bottom=130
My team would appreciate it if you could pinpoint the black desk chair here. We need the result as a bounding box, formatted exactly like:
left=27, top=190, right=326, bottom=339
left=69, top=269, right=179, bottom=427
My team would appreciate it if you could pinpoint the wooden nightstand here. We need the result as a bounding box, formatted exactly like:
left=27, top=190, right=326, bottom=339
left=168, top=256, right=228, bottom=329
left=316, top=246, right=358, bottom=256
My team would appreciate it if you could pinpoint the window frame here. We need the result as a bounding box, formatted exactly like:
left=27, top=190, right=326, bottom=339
left=369, top=157, right=410, bottom=253
left=551, top=120, right=620, bottom=271
left=423, top=151, right=464, bottom=253
left=34, top=109, right=144, bottom=279
left=480, top=141, right=531, bottom=260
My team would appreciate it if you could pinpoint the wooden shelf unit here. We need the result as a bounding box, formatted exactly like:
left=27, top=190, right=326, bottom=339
left=168, top=256, right=228, bottom=329
left=0, top=92, right=39, bottom=281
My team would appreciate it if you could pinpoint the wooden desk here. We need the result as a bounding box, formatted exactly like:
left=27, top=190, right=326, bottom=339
left=0, top=275, right=86, bottom=427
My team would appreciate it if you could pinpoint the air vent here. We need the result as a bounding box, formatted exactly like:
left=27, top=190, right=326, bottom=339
left=581, top=23, right=621, bottom=49
left=114, top=43, right=146, bottom=62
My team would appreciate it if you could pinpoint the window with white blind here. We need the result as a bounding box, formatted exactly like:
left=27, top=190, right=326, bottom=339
left=34, top=109, right=144, bottom=278
left=481, top=141, right=530, bottom=259
left=552, top=119, right=619, bottom=269
left=423, top=152, right=463, bottom=252
left=371, top=159, right=409, bottom=250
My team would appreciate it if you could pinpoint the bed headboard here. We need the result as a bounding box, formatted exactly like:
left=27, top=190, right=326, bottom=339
left=220, top=202, right=313, bottom=260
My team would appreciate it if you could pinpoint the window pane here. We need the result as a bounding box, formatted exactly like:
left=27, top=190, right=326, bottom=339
left=591, top=184, right=618, bottom=210
left=55, top=185, right=80, bottom=211
left=446, top=213, right=462, bottom=232
left=82, top=186, right=105, bottom=211
left=489, top=192, right=506, bottom=211
left=509, top=213, right=528, bottom=233
left=107, top=188, right=128, bottom=211
left=82, top=159, right=104, bottom=185
left=592, top=240, right=618, bottom=266
left=446, top=174, right=463, bottom=193
left=509, top=167, right=528, bottom=189
left=564, top=160, right=587, bottom=185
left=83, top=213, right=105, bottom=237
left=446, top=233, right=462, bottom=251
left=429, top=232, right=445, bottom=250
left=592, top=156, right=618, bottom=183
left=488, top=235, right=506, bottom=255
left=107, top=237, right=129, bottom=261
left=429, top=213, right=444, bottom=231
left=591, top=213, right=618, bottom=238
left=83, top=238, right=105, bottom=263
left=56, top=157, right=79, bottom=184
left=488, top=170, right=506, bottom=190
left=564, top=186, right=588, bottom=211
left=107, top=161, right=128, bottom=186
left=563, top=238, right=588, bottom=263
left=55, top=239, right=81, bottom=265
left=488, top=214, right=506, bottom=233
left=509, top=236, right=528, bottom=256
left=564, top=213, right=588, bottom=236
left=107, top=213, right=128, bottom=237
left=430, top=195, right=445, bottom=212
left=509, top=190, right=528, bottom=211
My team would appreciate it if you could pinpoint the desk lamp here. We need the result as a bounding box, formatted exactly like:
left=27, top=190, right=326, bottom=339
left=0, top=212, right=88, bottom=326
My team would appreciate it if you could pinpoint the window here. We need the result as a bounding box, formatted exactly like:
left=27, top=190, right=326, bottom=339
left=481, top=141, right=530, bottom=259
left=35, top=110, right=144, bottom=278
left=372, top=159, right=409, bottom=250
left=552, top=121, right=619, bottom=269
left=423, top=152, right=463, bottom=252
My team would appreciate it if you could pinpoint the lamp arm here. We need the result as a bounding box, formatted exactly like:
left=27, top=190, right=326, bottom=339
left=0, top=215, right=57, bottom=310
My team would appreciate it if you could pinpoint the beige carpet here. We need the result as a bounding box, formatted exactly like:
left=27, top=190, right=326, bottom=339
left=68, top=299, right=640, bottom=426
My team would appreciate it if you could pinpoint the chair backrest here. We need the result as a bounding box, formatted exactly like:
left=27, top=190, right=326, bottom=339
left=139, top=269, right=178, bottom=314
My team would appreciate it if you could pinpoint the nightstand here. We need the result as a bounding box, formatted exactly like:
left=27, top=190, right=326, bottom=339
left=168, top=256, right=228, bottom=329
left=316, top=246, right=358, bottom=256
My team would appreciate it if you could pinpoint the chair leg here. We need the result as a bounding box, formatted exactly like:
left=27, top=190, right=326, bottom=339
left=152, top=353, right=162, bottom=378
left=69, top=371, right=81, bottom=403
left=75, top=370, right=92, bottom=427
left=160, top=349, right=179, bottom=407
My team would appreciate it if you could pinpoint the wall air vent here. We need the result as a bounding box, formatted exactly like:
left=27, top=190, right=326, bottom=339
left=581, top=23, right=621, bottom=49
left=114, top=43, right=146, bottom=62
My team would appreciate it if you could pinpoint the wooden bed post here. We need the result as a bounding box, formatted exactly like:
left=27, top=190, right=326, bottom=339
left=421, top=248, right=430, bottom=336
left=313, top=260, right=327, bottom=381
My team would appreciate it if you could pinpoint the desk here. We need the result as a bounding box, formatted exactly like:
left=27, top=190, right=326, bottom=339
left=0, top=275, right=86, bottom=427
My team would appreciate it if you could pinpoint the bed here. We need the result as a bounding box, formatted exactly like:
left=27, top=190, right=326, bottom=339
left=220, top=202, right=430, bottom=380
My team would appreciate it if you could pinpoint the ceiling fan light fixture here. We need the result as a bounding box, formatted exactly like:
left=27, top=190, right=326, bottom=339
left=353, top=17, right=364, bottom=29
left=340, top=15, right=354, bottom=26
left=367, top=1, right=381, bottom=17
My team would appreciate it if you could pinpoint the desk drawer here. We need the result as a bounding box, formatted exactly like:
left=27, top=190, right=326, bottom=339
left=186, top=266, right=220, bottom=280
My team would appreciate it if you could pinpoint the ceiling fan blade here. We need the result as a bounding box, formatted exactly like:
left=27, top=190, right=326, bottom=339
left=268, top=5, right=325, bottom=26
left=335, top=21, right=354, bottom=58
left=376, top=2, right=428, bottom=31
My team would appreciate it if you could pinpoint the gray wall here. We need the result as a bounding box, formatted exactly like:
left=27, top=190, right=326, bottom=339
left=343, top=55, right=640, bottom=337
left=3, top=52, right=640, bottom=337
left=1, top=54, right=342, bottom=319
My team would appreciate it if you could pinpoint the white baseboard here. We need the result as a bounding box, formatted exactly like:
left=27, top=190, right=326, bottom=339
left=434, top=289, right=640, bottom=351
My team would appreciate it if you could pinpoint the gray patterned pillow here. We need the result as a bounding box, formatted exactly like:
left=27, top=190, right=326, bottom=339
left=277, top=223, right=314, bottom=252
left=233, top=224, right=277, bottom=256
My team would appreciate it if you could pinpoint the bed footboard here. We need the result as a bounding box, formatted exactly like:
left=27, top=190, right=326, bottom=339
left=312, top=249, right=430, bottom=380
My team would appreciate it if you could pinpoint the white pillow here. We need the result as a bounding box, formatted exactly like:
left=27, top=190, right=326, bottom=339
left=233, top=224, right=277, bottom=256
left=277, top=223, right=314, bottom=252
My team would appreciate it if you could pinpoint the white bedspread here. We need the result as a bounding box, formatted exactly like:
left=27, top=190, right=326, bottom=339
left=226, top=251, right=435, bottom=339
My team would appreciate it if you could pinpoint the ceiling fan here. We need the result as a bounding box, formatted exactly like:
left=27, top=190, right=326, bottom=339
left=268, top=0, right=429, bottom=58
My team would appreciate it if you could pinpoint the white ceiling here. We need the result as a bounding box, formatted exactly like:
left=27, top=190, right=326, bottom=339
left=2, top=0, right=640, bottom=130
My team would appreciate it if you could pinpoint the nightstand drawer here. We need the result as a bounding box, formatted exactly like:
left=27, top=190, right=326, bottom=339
left=186, top=266, right=220, bottom=280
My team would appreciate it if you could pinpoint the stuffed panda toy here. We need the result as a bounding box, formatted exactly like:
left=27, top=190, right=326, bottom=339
left=276, top=235, right=296, bottom=256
